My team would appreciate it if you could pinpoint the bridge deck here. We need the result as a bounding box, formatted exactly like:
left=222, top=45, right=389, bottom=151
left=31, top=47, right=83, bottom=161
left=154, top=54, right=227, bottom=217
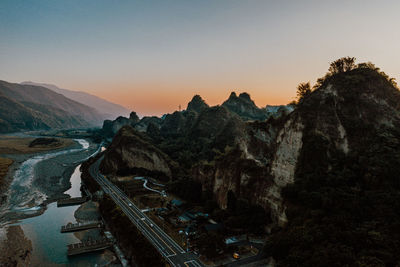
left=57, top=196, right=87, bottom=207
left=67, top=238, right=113, bottom=256
left=61, top=222, right=102, bottom=233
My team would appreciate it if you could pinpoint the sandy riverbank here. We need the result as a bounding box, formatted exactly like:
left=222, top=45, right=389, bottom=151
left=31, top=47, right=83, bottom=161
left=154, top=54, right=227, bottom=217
left=0, top=136, right=74, bottom=154
left=0, top=137, right=105, bottom=266
left=0, top=142, right=100, bottom=226
left=0, top=137, right=79, bottom=207
left=0, top=225, right=33, bottom=266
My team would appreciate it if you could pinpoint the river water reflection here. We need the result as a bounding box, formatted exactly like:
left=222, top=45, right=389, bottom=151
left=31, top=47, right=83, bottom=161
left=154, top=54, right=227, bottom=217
left=17, top=165, right=106, bottom=266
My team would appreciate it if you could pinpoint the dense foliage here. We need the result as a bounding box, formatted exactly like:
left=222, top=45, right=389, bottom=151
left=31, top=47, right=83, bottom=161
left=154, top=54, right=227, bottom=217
left=167, top=179, right=203, bottom=203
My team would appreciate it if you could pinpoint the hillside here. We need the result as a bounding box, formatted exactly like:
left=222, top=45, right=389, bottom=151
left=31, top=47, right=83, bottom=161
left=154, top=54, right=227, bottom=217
left=21, top=81, right=130, bottom=120
left=0, top=81, right=104, bottom=125
left=100, top=125, right=174, bottom=180
left=0, top=80, right=103, bottom=132
left=221, top=92, right=270, bottom=121
left=0, top=93, right=50, bottom=132
left=264, top=62, right=400, bottom=266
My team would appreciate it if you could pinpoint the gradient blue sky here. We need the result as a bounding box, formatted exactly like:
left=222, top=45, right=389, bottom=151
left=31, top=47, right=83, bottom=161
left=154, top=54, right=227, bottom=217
left=1, top=0, right=400, bottom=115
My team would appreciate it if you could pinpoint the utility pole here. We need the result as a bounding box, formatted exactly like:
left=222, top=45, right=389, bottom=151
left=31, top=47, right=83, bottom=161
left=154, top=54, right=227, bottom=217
left=179, top=104, right=181, bottom=111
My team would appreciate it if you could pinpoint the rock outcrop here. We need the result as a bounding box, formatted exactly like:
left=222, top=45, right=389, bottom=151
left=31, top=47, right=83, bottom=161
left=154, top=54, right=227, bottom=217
left=186, top=95, right=209, bottom=113
left=100, top=125, right=173, bottom=179
left=102, top=111, right=140, bottom=137
left=222, top=92, right=270, bottom=121
left=193, top=67, right=400, bottom=229
left=263, top=60, right=400, bottom=266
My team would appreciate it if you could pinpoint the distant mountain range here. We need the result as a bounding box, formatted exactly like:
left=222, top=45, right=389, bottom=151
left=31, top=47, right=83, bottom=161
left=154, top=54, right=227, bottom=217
left=21, top=81, right=130, bottom=120
left=101, top=91, right=293, bottom=138
left=0, top=80, right=129, bottom=133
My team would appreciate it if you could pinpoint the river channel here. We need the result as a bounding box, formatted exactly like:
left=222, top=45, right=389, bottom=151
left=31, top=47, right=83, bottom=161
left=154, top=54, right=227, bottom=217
left=2, top=139, right=112, bottom=266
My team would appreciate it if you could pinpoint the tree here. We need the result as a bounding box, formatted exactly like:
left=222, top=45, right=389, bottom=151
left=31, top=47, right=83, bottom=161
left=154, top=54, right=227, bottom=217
left=328, top=57, right=356, bottom=74
left=357, top=61, right=379, bottom=71
left=197, top=232, right=226, bottom=259
left=227, top=190, right=237, bottom=212
left=296, top=82, right=312, bottom=102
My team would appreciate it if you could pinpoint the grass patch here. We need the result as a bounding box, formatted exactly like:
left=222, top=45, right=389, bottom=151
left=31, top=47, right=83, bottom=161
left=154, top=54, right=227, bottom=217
left=0, top=136, right=74, bottom=154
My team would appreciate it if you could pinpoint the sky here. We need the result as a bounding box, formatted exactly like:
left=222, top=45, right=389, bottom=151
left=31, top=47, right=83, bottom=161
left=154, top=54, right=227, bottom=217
left=1, top=0, right=400, bottom=116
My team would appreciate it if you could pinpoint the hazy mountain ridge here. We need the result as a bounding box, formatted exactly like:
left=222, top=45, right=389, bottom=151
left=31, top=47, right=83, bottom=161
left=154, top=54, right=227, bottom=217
left=101, top=92, right=292, bottom=137
left=21, top=81, right=130, bottom=120
left=0, top=80, right=104, bottom=132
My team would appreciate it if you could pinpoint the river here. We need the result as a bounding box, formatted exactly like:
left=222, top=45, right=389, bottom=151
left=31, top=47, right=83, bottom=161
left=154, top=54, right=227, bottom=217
left=1, top=139, right=113, bottom=266
left=18, top=166, right=107, bottom=265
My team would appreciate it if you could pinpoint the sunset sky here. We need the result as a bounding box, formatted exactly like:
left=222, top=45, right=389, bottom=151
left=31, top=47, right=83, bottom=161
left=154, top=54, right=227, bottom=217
left=1, top=0, right=400, bottom=116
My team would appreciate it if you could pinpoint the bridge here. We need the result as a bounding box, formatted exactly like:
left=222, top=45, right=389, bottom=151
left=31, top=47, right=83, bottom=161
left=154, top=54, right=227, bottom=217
left=67, top=238, right=114, bottom=256
left=61, top=221, right=102, bottom=233
left=57, top=196, right=87, bottom=207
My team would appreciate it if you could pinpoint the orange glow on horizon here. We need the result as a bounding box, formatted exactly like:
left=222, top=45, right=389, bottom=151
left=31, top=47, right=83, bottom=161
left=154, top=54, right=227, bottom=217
left=79, top=82, right=296, bottom=117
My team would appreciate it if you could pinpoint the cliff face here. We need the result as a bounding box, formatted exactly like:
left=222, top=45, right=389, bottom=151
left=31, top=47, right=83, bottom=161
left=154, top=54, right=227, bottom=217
left=96, top=63, right=400, bottom=264
left=263, top=64, right=400, bottom=266
left=193, top=67, right=400, bottom=228
left=222, top=92, right=270, bottom=121
left=100, top=69, right=400, bottom=234
left=102, top=112, right=140, bottom=137
left=186, top=95, right=209, bottom=113
left=100, top=125, right=173, bottom=179
left=192, top=115, right=297, bottom=226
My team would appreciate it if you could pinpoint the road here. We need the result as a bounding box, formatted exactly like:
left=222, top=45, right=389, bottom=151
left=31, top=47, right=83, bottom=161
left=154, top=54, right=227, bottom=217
left=89, top=157, right=204, bottom=267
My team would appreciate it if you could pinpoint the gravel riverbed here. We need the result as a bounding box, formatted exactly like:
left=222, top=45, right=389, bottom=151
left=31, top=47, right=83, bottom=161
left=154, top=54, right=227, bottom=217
left=0, top=138, right=105, bottom=266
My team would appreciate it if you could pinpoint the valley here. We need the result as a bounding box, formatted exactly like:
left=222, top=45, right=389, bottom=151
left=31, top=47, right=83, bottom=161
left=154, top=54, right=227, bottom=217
left=0, top=57, right=400, bottom=267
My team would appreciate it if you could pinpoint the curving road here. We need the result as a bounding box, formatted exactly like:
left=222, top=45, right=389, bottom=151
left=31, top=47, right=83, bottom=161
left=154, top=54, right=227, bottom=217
left=89, top=157, right=204, bottom=267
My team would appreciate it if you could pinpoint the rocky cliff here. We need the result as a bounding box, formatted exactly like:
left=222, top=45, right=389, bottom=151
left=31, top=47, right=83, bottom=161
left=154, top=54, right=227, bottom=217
left=102, top=112, right=140, bottom=137
left=100, top=125, right=173, bottom=179
left=265, top=64, right=400, bottom=265
left=192, top=114, right=294, bottom=226
left=222, top=92, right=270, bottom=121
left=193, top=64, right=400, bottom=232
left=186, top=95, right=209, bottom=113
left=95, top=59, right=400, bottom=265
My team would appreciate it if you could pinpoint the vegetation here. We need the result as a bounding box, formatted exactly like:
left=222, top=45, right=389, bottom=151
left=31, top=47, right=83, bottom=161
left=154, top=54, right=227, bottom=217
left=167, top=179, right=203, bottom=203
left=28, top=137, right=60, bottom=147
left=328, top=56, right=356, bottom=74
left=296, top=82, right=312, bottom=102
left=0, top=80, right=103, bottom=133
left=99, top=195, right=166, bottom=266
left=265, top=58, right=400, bottom=266
left=196, top=232, right=226, bottom=259
left=224, top=191, right=271, bottom=234
left=0, top=136, right=73, bottom=154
